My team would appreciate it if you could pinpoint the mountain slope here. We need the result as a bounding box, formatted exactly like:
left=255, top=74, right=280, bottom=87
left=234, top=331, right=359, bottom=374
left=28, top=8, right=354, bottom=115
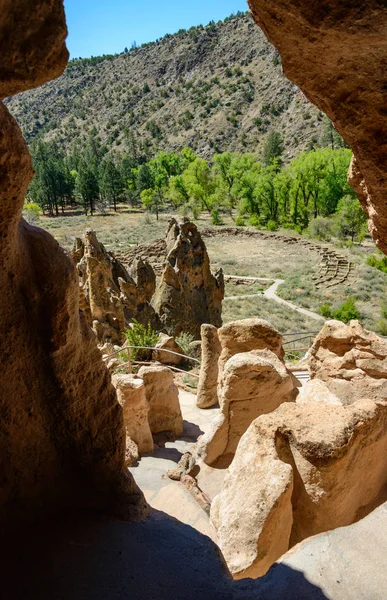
left=5, top=13, right=326, bottom=160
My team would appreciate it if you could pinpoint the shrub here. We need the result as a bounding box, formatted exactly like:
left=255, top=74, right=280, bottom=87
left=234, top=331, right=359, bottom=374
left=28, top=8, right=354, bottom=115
left=248, top=214, right=261, bottom=228
left=366, top=252, right=387, bottom=274
left=376, top=318, right=387, bottom=336
left=125, top=319, right=159, bottom=361
left=211, top=208, right=222, bottom=225
left=182, top=374, right=199, bottom=389
left=308, top=216, right=334, bottom=241
left=333, top=297, right=360, bottom=323
left=319, top=303, right=333, bottom=318
left=267, top=220, right=278, bottom=231
left=235, top=216, right=246, bottom=226
left=175, top=332, right=195, bottom=357
left=23, top=202, right=40, bottom=224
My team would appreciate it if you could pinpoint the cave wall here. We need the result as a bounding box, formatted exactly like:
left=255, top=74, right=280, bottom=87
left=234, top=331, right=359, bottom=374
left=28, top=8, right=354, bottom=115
left=0, top=0, right=147, bottom=531
left=248, top=0, right=387, bottom=253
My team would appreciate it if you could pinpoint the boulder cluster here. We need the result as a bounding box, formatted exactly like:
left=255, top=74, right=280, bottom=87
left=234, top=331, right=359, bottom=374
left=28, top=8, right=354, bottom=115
left=192, top=318, right=387, bottom=579
left=112, top=366, right=183, bottom=464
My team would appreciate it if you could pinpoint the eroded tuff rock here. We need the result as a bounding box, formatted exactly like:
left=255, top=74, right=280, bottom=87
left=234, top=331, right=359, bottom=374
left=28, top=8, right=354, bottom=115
left=217, top=318, right=284, bottom=377
left=196, top=318, right=287, bottom=408
left=307, top=319, right=387, bottom=405
left=138, top=366, right=183, bottom=436
left=196, top=324, right=221, bottom=409
left=0, top=0, right=146, bottom=529
left=196, top=350, right=298, bottom=466
left=74, top=231, right=158, bottom=344
left=152, top=219, right=224, bottom=337
left=112, top=375, right=153, bottom=457
left=248, top=0, right=387, bottom=253
left=211, top=398, right=387, bottom=579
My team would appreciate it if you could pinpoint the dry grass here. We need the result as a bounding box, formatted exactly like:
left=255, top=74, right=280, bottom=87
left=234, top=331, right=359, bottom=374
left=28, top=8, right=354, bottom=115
left=222, top=295, right=319, bottom=333
left=40, top=206, right=172, bottom=251
left=224, top=280, right=270, bottom=296
left=37, top=207, right=386, bottom=335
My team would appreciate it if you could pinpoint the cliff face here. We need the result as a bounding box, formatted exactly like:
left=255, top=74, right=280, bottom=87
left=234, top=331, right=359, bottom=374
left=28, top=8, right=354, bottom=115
left=248, top=0, right=387, bottom=253
left=0, top=0, right=147, bottom=530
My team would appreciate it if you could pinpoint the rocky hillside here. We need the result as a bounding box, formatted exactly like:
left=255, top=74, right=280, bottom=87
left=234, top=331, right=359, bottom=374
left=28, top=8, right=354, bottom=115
left=5, top=12, right=326, bottom=160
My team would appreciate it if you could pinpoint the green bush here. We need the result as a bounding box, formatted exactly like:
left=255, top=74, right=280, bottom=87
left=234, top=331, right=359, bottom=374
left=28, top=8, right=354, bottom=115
left=376, top=318, right=387, bottom=336
left=308, top=216, right=334, bottom=241
left=235, top=216, right=246, bottom=226
left=333, top=297, right=360, bottom=323
left=248, top=214, right=261, bottom=228
left=319, top=303, right=333, bottom=318
left=211, top=208, right=222, bottom=225
left=267, top=220, right=278, bottom=231
left=23, top=202, right=40, bottom=224
left=125, top=320, right=159, bottom=361
left=381, top=303, right=387, bottom=320
left=175, top=332, right=195, bottom=357
left=367, top=252, right=387, bottom=274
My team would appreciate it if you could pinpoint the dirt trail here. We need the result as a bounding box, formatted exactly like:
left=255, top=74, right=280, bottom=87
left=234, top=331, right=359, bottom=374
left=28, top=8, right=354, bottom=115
left=224, top=275, right=325, bottom=322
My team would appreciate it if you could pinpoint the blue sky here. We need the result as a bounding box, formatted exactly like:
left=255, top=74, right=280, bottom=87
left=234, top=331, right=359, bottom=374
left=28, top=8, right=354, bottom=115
left=64, top=0, right=249, bottom=58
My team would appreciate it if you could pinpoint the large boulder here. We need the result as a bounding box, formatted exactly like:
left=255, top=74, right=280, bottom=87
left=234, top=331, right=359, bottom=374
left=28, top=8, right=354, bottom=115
left=217, top=318, right=284, bottom=377
left=211, top=399, right=387, bottom=579
left=152, top=334, right=184, bottom=365
left=308, top=319, right=387, bottom=405
left=74, top=231, right=159, bottom=344
left=248, top=1, right=387, bottom=254
left=152, top=219, right=224, bottom=338
left=0, top=0, right=147, bottom=530
left=138, top=366, right=183, bottom=436
left=196, top=324, right=221, bottom=409
left=196, top=350, right=299, bottom=466
left=112, top=374, right=153, bottom=456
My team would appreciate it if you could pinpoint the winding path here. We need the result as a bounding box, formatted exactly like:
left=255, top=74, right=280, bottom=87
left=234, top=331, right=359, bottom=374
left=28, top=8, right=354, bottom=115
left=224, top=275, right=325, bottom=322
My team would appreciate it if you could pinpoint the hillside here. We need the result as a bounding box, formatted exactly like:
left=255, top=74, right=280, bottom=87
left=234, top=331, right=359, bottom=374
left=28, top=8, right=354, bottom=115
left=5, top=12, right=327, bottom=160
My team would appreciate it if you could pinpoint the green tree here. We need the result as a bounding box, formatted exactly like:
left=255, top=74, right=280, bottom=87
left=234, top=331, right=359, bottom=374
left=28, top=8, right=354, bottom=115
left=262, top=131, right=283, bottom=166
left=76, top=160, right=99, bottom=215
left=100, top=159, right=123, bottom=211
left=181, top=157, right=217, bottom=214
left=335, top=195, right=366, bottom=241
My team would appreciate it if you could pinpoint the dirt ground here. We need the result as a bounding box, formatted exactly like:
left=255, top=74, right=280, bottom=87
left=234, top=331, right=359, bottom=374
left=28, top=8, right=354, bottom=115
left=34, top=206, right=386, bottom=335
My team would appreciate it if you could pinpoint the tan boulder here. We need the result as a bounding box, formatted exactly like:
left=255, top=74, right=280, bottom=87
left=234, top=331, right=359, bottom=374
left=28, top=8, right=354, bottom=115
left=211, top=399, right=387, bottom=579
left=196, top=324, right=221, bottom=409
left=153, top=334, right=184, bottom=365
left=152, top=218, right=224, bottom=337
left=196, top=350, right=298, bottom=466
left=138, top=366, right=183, bottom=436
left=217, top=318, right=284, bottom=377
left=0, top=0, right=147, bottom=528
left=308, top=319, right=387, bottom=405
left=112, top=374, right=153, bottom=455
